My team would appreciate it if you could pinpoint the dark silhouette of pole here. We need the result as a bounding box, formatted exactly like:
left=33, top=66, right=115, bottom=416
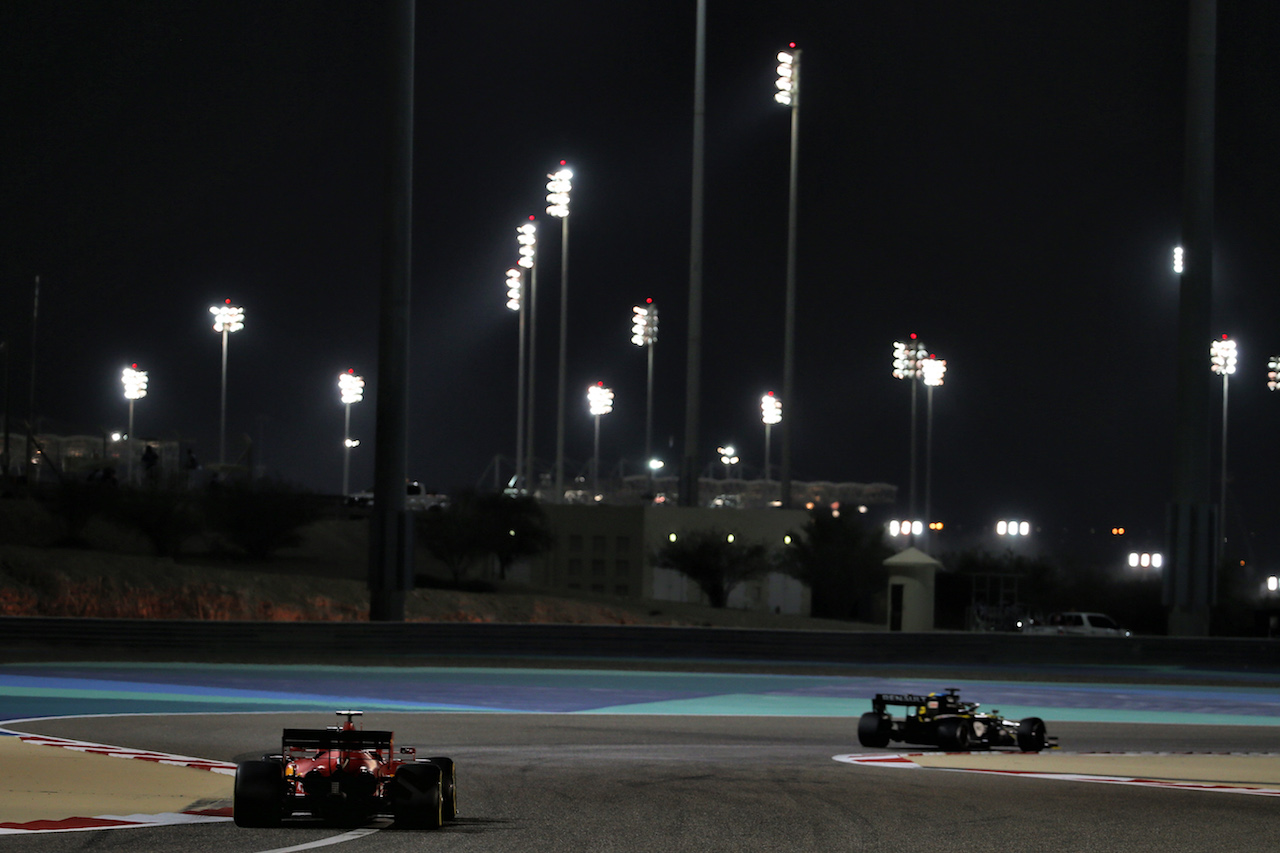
left=26, top=276, right=39, bottom=483
left=680, top=0, right=706, bottom=508
left=525, top=261, right=539, bottom=494
left=369, top=0, right=415, bottom=622
left=1166, top=0, right=1217, bottom=636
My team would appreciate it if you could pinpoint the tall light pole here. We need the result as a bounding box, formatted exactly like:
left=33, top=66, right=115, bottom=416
left=892, top=335, right=928, bottom=518
left=680, top=0, right=707, bottom=509
left=761, top=391, right=781, bottom=485
left=338, top=369, right=364, bottom=497
left=1210, top=334, right=1236, bottom=562
left=774, top=43, right=802, bottom=509
left=632, top=299, right=658, bottom=491
left=518, top=218, right=539, bottom=495
left=210, top=300, right=245, bottom=468
left=506, top=264, right=525, bottom=493
left=121, top=364, right=148, bottom=484
left=587, top=382, right=613, bottom=498
left=921, top=355, right=947, bottom=527
left=547, top=163, right=573, bottom=502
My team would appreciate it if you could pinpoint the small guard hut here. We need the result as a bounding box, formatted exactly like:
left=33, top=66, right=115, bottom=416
left=884, top=547, right=942, bottom=632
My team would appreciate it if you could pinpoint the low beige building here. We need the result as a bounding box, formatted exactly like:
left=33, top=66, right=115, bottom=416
left=528, top=504, right=812, bottom=616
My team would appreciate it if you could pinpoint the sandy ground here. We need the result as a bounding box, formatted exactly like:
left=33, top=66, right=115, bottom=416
left=0, top=735, right=232, bottom=825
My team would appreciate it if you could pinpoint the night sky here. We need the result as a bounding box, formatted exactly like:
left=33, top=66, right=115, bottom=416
left=4, top=2, right=1279, bottom=565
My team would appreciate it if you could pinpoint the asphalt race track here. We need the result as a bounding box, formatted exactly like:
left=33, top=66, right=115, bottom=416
left=2, top=663, right=1279, bottom=852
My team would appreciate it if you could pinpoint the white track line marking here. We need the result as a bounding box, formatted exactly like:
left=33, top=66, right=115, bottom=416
left=833, top=752, right=1280, bottom=796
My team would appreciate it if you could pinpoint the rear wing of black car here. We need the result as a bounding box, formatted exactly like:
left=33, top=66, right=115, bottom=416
left=871, top=692, right=962, bottom=714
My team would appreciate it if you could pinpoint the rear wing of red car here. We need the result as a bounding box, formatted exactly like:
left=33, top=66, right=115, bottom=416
left=282, top=728, right=395, bottom=758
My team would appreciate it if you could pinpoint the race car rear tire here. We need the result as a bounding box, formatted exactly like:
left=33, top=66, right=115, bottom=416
left=857, top=712, right=891, bottom=748
left=427, top=757, right=457, bottom=819
left=233, top=760, right=283, bottom=827
left=389, top=763, right=443, bottom=829
left=1016, top=717, right=1048, bottom=752
left=936, top=718, right=971, bottom=751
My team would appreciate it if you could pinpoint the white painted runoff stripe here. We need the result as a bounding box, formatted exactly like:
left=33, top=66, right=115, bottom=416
left=833, top=752, right=1280, bottom=797
left=8, top=730, right=237, bottom=775
left=251, top=819, right=390, bottom=852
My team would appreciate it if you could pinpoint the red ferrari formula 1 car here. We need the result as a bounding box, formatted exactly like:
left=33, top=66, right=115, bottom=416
left=233, top=710, right=457, bottom=829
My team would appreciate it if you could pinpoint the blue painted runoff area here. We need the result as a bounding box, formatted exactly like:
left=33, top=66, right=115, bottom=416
left=2, top=662, right=1279, bottom=726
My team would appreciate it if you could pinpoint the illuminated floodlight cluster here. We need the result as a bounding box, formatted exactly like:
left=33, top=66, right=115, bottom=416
left=631, top=300, right=658, bottom=347
left=892, top=336, right=929, bottom=379
left=1127, top=552, right=1164, bottom=569
left=921, top=356, right=947, bottom=387
left=122, top=364, right=148, bottom=400
left=1269, top=576, right=1279, bottom=593
left=339, top=369, right=364, bottom=405
left=587, top=382, right=613, bottom=416
left=1173, top=246, right=1184, bottom=274
left=1268, top=356, right=1280, bottom=391
left=506, top=268, right=523, bottom=311
left=761, top=391, right=782, bottom=425
left=774, top=46, right=799, bottom=106
left=718, top=445, right=739, bottom=466
left=996, top=520, right=1031, bottom=536
left=546, top=164, right=573, bottom=218
left=887, top=520, right=923, bottom=537
left=1210, top=335, right=1237, bottom=375
left=210, top=300, right=245, bottom=333
left=517, top=220, right=537, bottom=268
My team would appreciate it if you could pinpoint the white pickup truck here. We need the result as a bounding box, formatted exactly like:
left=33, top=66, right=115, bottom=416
left=1019, top=612, right=1132, bottom=637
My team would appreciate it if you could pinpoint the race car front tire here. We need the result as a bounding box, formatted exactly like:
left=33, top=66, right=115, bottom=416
left=427, top=756, right=457, bottom=819
left=1016, top=717, right=1048, bottom=752
left=233, top=760, right=284, bottom=827
left=935, top=718, right=971, bottom=751
left=857, top=712, right=892, bottom=748
left=389, top=762, right=443, bottom=829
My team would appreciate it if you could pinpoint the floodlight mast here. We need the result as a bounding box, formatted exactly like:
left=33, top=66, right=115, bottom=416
left=761, top=391, right=781, bottom=488
left=891, top=335, right=929, bottom=521
left=587, top=382, right=613, bottom=497
left=632, top=300, right=658, bottom=492
left=1210, top=335, right=1236, bottom=564
left=209, top=300, right=245, bottom=468
left=921, top=356, right=947, bottom=528
left=547, top=164, right=573, bottom=502
left=774, top=44, right=801, bottom=509
left=338, top=369, right=365, bottom=497
left=121, top=364, right=148, bottom=483
left=518, top=218, right=539, bottom=495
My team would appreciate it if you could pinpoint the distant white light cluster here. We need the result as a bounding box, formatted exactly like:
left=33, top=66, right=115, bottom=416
left=121, top=365, right=148, bottom=400
left=996, top=520, right=1031, bottom=536
left=546, top=166, right=572, bottom=218
left=516, top=220, right=536, bottom=269
left=1210, top=336, right=1237, bottom=375
left=631, top=301, right=658, bottom=347
left=1128, top=552, right=1163, bottom=569
left=921, top=356, right=947, bottom=387
left=892, top=337, right=929, bottom=380
left=338, top=370, right=364, bottom=405
left=587, top=382, right=613, bottom=416
left=887, top=520, right=922, bottom=537
left=761, top=391, right=782, bottom=425
left=775, top=47, right=798, bottom=106
left=506, top=268, right=523, bottom=311
left=210, top=301, right=245, bottom=334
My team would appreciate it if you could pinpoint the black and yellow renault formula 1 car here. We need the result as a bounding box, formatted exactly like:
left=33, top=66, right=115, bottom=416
left=857, top=688, right=1054, bottom=752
